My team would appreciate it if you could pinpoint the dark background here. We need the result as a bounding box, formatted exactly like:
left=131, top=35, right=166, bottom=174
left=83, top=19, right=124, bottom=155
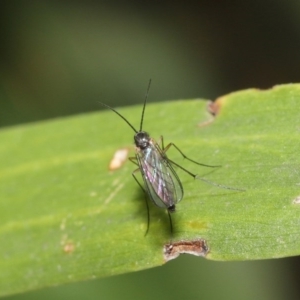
left=2, top=0, right=300, bottom=128
left=1, top=1, right=300, bottom=299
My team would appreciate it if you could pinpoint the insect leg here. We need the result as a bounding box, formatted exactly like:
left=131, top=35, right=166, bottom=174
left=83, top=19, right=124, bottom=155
left=131, top=168, right=151, bottom=236
left=168, top=158, right=244, bottom=191
left=129, top=156, right=139, bottom=166
left=167, top=210, right=174, bottom=239
left=160, top=136, right=221, bottom=168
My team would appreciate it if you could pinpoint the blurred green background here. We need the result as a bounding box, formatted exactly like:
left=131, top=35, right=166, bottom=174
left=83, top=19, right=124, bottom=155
left=2, top=1, right=300, bottom=299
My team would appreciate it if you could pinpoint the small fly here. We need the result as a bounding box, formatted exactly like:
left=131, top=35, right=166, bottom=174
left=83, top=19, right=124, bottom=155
left=100, top=80, right=241, bottom=236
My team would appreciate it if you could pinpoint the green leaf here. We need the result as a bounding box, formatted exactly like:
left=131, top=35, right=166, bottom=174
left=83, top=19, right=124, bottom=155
left=1, top=83, right=300, bottom=296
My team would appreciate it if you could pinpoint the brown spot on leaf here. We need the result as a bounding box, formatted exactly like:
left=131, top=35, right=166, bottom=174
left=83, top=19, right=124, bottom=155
left=164, top=239, right=209, bottom=261
left=198, top=100, right=223, bottom=127
left=207, top=100, right=222, bottom=116
left=109, top=148, right=129, bottom=171
left=293, top=196, right=300, bottom=204
left=63, top=242, right=75, bottom=254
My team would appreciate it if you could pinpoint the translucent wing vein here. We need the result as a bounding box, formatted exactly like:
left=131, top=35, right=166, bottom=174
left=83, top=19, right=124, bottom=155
left=136, top=140, right=183, bottom=209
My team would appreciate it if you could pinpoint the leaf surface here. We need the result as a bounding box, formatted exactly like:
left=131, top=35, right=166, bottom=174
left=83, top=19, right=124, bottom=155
left=1, top=84, right=300, bottom=296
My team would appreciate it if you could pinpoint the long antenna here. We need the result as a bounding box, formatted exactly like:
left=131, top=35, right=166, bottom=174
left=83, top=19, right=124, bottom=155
left=98, top=101, right=138, bottom=133
left=139, top=79, right=152, bottom=131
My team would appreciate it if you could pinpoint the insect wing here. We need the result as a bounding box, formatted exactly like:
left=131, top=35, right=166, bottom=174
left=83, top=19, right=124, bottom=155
left=136, top=141, right=183, bottom=209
